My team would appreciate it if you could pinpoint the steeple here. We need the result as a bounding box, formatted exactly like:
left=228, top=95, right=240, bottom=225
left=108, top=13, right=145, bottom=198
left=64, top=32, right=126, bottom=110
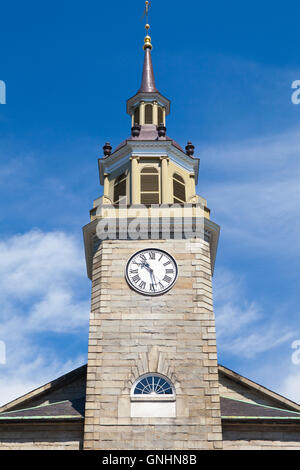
left=138, top=20, right=158, bottom=93
left=126, top=3, right=170, bottom=123
left=139, top=47, right=158, bottom=94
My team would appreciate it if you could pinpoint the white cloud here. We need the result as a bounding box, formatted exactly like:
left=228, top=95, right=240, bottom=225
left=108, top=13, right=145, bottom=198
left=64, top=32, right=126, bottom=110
left=199, top=127, right=300, bottom=402
left=202, top=127, right=300, bottom=171
left=28, top=289, right=89, bottom=333
left=0, top=230, right=85, bottom=299
left=279, top=368, right=300, bottom=404
left=0, top=230, right=90, bottom=406
left=0, top=354, right=86, bottom=407
left=200, top=127, right=300, bottom=251
left=214, top=268, right=295, bottom=359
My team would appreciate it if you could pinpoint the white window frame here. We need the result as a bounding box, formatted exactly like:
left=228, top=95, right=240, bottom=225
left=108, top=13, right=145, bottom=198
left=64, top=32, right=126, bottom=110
left=131, top=373, right=176, bottom=402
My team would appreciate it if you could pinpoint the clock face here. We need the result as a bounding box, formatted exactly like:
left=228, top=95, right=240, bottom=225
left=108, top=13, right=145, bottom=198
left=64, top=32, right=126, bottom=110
left=125, top=248, right=178, bottom=296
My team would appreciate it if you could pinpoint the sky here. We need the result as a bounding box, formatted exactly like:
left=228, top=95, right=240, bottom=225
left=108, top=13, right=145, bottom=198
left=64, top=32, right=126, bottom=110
left=0, top=0, right=300, bottom=406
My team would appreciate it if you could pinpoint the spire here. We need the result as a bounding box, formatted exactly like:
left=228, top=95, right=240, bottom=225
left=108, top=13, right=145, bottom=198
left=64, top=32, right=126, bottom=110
left=138, top=2, right=158, bottom=93
left=126, top=1, right=170, bottom=117
left=139, top=47, right=158, bottom=93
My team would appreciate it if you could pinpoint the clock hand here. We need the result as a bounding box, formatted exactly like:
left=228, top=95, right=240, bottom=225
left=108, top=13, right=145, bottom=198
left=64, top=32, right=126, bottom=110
left=152, top=274, right=158, bottom=287
left=141, top=262, right=151, bottom=271
left=149, top=268, right=157, bottom=287
left=140, top=263, right=157, bottom=285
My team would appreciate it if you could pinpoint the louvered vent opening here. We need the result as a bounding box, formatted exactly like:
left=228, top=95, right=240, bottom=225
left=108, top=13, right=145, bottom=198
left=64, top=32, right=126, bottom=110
left=158, top=107, right=163, bottom=125
left=134, top=107, right=140, bottom=125
left=141, top=175, right=159, bottom=192
left=114, top=173, right=127, bottom=205
left=173, top=173, right=186, bottom=203
left=141, top=193, right=160, bottom=205
left=141, top=167, right=159, bottom=205
left=145, top=104, right=153, bottom=124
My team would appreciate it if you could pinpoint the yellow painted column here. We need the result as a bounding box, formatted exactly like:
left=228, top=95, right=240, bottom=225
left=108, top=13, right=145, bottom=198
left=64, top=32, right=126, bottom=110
left=153, top=101, right=158, bottom=125
left=140, top=102, right=145, bottom=125
left=131, top=157, right=140, bottom=204
left=162, top=107, right=166, bottom=126
left=103, top=173, right=110, bottom=200
left=161, top=157, right=170, bottom=204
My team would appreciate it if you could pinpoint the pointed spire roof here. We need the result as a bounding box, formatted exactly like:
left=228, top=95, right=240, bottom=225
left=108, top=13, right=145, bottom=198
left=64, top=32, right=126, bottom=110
left=138, top=47, right=158, bottom=93
left=126, top=4, right=170, bottom=116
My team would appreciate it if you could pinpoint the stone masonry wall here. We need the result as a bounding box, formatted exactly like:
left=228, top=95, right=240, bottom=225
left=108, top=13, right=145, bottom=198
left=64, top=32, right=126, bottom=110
left=223, top=424, right=300, bottom=450
left=0, top=423, right=83, bottom=450
left=83, top=238, right=222, bottom=450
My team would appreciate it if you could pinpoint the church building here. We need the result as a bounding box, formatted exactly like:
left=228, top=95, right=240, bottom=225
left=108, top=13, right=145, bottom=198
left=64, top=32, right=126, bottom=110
left=1, top=9, right=300, bottom=450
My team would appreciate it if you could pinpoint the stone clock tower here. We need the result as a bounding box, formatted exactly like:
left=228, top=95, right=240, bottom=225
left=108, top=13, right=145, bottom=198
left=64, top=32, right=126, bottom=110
left=82, top=20, right=221, bottom=450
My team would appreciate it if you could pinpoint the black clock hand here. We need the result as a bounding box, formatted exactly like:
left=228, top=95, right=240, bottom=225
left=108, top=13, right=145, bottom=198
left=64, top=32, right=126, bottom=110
left=141, top=263, right=157, bottom=285
left=151, top=271, right=157, bottom=286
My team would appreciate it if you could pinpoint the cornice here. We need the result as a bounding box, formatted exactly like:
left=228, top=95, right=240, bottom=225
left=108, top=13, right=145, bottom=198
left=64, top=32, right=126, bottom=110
left=127, top=91, right=171, bottom=115
left=99, top=140, right=199, bottom=184
left=83, top=214, right=220, bottom=280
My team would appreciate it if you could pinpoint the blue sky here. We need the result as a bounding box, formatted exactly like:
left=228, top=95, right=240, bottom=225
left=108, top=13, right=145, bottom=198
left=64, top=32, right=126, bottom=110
left=0, top=0, right=300, bottom=405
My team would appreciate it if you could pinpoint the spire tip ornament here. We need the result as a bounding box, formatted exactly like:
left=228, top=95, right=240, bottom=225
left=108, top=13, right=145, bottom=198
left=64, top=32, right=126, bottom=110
left=143, top=1, right=152, bottom=50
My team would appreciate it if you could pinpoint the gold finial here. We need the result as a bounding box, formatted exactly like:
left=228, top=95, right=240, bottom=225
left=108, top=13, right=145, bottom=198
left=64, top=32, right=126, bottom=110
left=143, top=1, right=152, bottom=50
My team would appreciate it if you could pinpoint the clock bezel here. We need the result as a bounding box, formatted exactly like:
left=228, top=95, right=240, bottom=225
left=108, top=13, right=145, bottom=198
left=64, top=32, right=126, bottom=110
left=125, top=248, right=178, bottom=296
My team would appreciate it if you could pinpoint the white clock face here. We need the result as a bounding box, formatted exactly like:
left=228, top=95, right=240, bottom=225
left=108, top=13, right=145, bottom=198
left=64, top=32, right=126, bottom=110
left=125, top=249, right=178, bottom=296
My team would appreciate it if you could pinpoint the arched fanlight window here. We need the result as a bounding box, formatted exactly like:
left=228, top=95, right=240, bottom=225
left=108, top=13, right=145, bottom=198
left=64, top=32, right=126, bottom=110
left=173, top=173, right=186, bottom=203
left=114, top=172, right=127, bottom=205
left=145, top=104, right=153, bottom=124
left=158, top=107, right=164, bottom=125
left=132, top=374, right=174, bottom=396
left=134, top=107, right=140, bottom=125
left=140, top=167, right=159, bottom=205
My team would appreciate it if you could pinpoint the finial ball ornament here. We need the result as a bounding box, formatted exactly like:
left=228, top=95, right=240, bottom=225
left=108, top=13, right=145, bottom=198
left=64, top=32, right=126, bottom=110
left=157, top=124, right=166, bottom=137
left=143, top=35, right=152, bottom=50
left=103, top=142, right=112, bottom=157
left=185, top=142, right=195, bottom=157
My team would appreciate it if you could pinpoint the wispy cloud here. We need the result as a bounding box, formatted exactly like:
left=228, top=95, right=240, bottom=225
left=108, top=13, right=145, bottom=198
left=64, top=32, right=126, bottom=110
left=200, top=127, right=300, bottom=252
left=0, top=230, right=90, bottom=406
left=279, top=367, right=300, bottom=403
left=214, top=268, right=295, bottom=360
left=198, top=126, right=300, bottom=402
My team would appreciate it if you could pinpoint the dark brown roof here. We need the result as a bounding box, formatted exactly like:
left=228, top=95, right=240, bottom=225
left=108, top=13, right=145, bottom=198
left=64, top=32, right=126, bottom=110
left=139, top=48, right=158, bottom=94
left=221, top=396, right=300, bottom=420
left=1, top=364, right=300, bottom=423
left=106, top=125, right=185, bottom=156
left=0, top=397, right=85, bottom=421
left=2, top=395, right=299, bottom=422
left=0, top=364, right=87, bottom=414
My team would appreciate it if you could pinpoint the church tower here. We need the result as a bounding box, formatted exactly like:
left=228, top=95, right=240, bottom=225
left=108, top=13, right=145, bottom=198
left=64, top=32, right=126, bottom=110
left=82, top=8, right=221, bottom=450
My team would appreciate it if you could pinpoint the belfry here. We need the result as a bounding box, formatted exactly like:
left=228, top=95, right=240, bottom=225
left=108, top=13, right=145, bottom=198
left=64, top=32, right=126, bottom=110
left=1, top=3, right=300, bottom=451
left=82, top=14, right=222, bottom=450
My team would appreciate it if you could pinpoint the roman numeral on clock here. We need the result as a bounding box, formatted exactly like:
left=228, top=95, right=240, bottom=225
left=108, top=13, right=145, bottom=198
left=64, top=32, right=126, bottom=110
left=163, top=275, right=172, bottom=284
left=148, top=251, right=156, bottom=260
left=132, top=275, right=140, bottom=284
left=130, top=269, right=139, bottom=275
